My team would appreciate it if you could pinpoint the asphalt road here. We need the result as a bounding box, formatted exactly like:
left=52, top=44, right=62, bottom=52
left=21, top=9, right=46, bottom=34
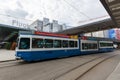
left=0, top=50, right=120, bottom=80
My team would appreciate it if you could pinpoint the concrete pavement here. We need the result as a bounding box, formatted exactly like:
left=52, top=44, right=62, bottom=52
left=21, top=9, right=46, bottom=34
left=106, top=59, right=120, bottom=80
left=0, top=49, right=16, bottom=62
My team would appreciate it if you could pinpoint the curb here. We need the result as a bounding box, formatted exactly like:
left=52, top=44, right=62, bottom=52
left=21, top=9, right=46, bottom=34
left=0, top=59, right=17, bottom=63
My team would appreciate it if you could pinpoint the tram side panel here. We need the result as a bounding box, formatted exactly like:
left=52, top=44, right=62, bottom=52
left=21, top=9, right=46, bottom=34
left=79, top=39, right=99, bottom=54
left=98, top=41, right=114, bottom=53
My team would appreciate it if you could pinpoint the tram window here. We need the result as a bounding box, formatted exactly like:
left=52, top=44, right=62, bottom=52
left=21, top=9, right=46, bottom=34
left=94, top=44, right=98, bottom=49
left=53, top=40, right=61, bottom=48
left=19, top=38, right=30, bottom=49
left=82, top=43, right=88, bottom=50
left=100, top=43, right=113, bottom=47
left=85, top=43, right=88, bottom=49
left=108, top=43, right=113, bottom=46
left=108, top=43, right=109, bottom=46
left=90, top=44, right=93, bottom=49
left=91, top=44, right=94, bottom=49
left=100, top=43, right=106, bottom=47
left=82, top=43, right=85, bottom=50
left=62, top=40, right=68, bottom=48
left=92, top=43, right=97, bottom=49
left=69, top=41, right=74, bottom=47
left=44, top=39, right=53, bottom=48
left=110, top=43, right=113, bottom=46
left=107, top=43, right=110, bottom=46
left=89, top=44, right=92, bottom=49
left=74, top=41, right=78, bottom=47
left=82, top=43, right=97, bottom=50
left=90, top=43, right=97, bottom=49
left=32, top=38, right=44, bottom=48
left=88, top=43, right=91, bottom=49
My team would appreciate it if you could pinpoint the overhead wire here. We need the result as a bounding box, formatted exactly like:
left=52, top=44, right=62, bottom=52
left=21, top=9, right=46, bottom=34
left=62, top=0, right=91, bottom=20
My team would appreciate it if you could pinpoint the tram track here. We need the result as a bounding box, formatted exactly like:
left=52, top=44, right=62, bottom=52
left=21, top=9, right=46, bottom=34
left=51, top=53, right=118, bottom=80
left=75, top=54, right=119, bottom=80
left=0, top=59, right=28, bottom=69
left=0, top=53, right=109, bottom=69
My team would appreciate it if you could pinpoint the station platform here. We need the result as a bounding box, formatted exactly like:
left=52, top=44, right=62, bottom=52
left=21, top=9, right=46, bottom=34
left=0, top=49, right=15, bottom=62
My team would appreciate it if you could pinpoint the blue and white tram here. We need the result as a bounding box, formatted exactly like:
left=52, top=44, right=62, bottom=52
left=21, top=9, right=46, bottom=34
left=16, top=34, right=80, bottom=61
left=16, top=32, right=114, bottom=61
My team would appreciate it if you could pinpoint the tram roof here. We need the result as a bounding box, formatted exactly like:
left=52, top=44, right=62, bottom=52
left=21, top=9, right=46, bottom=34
left=80, top=36, right=120, bottom=43
left=19, top=31, right=72, bottom=38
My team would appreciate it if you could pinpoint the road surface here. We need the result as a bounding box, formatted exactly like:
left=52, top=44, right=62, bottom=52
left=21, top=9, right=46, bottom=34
left=0, top=50, right=120, bottom=80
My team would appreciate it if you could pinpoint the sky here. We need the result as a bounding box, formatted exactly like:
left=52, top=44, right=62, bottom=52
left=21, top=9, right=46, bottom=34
left=0, top=0, right=109, bottom=26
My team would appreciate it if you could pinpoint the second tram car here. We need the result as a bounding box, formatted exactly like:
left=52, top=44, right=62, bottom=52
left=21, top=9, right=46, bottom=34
left=99, top=40, right=114, bottom=52
left=16, top=31, right=114, bottom=61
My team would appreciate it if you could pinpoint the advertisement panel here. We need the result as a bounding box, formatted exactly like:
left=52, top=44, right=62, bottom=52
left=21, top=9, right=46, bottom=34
left=108, top=29, right=116, bottom=39
left=116, top=29, right=120, bottom=40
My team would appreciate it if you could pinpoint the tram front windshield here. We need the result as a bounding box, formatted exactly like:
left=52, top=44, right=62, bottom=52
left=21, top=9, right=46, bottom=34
left=19, top=38, right=30, bottom=49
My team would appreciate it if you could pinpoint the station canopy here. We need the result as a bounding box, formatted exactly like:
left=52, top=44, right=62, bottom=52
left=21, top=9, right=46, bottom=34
left=57, top=18, right=115, bottom=35
left=57, top=0, right=120, bottom=35
left=100, top=0, right=120, bottom=28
